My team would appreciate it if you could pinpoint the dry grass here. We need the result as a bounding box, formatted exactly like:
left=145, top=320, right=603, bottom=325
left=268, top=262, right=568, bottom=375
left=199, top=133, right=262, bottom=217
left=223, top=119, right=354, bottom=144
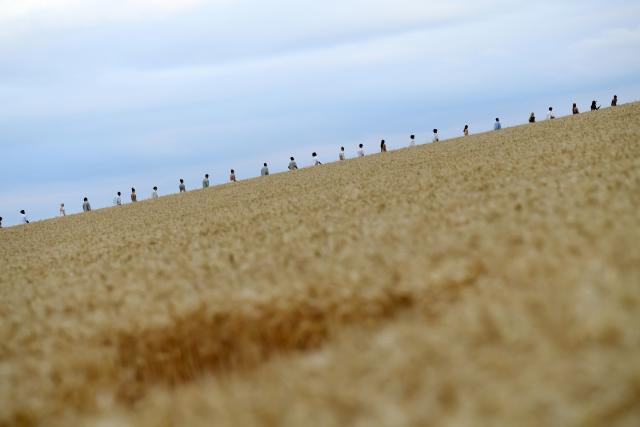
left=1, top=104, right=639, bottom=427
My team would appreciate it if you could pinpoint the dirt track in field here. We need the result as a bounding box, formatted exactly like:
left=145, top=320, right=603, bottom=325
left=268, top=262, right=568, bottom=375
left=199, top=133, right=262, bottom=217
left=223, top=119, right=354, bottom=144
left=1, top=104, right=639, bottom=427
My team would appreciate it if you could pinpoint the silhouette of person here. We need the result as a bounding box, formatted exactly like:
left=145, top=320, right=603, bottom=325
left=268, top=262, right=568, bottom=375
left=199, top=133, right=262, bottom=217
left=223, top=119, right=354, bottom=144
left=82, top=198, right=91, bottom=212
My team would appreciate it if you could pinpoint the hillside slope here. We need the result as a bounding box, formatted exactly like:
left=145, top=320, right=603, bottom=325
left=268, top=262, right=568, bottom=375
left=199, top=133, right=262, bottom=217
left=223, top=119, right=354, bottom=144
left=1, top=104, right=639, bottom=427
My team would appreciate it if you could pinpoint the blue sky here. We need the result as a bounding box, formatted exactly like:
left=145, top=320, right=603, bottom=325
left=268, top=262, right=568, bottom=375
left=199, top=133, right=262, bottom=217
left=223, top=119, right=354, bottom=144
left=1, top=0, right=639, bottom=226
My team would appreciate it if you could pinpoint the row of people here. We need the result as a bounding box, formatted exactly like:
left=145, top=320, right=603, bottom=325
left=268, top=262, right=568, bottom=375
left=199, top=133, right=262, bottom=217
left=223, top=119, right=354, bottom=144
left=1, top=96, right=621, bottom=227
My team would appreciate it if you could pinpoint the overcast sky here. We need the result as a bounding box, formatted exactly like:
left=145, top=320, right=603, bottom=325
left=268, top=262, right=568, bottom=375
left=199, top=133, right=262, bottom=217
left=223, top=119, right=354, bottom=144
left=1, top=0, right=639, bottom=226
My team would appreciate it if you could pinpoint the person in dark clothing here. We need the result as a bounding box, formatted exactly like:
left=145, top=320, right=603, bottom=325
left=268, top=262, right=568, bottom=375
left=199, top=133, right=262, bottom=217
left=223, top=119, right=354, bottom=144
left=528, top=112, right=536, bottom=123
left=572, top=103, right=579, bottom=115
left=611, top=95, right=618, bottom=107
left=130, top=188, right=137, bottom=202
left=380, top=139, right=387, bottom=152
left=591, top=100, right=600, bottom=111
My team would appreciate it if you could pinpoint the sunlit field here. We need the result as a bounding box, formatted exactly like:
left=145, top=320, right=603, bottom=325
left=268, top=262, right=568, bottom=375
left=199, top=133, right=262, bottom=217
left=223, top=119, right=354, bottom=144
left=1, top=104, right=639, bottom=427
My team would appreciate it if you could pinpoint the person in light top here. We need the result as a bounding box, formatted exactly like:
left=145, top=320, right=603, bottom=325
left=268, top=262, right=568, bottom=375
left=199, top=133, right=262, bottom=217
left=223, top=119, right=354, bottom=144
left=202, top=174, right=210, bottom=189
left=572, top=103, right=579, bottom=115
left=230, top=169, right=237, bottom=182
left=59, top=203, right=66, bottom=216
left=115, top=192, right=122, bottom=205
left=463, top=125, right=469, bottom=136
left=130, top=188, right=137, bottom=202
left=312, top=152, right=322, bottom=165
left=261, top=163, right=269, bottom=176
left=494, top=118, right=502, bottom=130
left=357, top=144, right=365, bottom=157
left=179, top=179, right=186, bottom=193
left=528, top=113, right=536, bottom=123
left=432, top=129, right=439, bottom=143
left=611, top=95, right=618, bottom=107
left=151, top=186, right=159, bottom=200
left=409, top=134, right=416, bottom=146
left=20, top=210, right=29, bottom=224
left=380, top=139, right=387, bottom=152
left=288, top=157, right=298, bottom=170
left=82, top=197, right=91, bottom=212
left=546, top=107, right=555, bottom=120
left=339, top=146, right=346, bottom=161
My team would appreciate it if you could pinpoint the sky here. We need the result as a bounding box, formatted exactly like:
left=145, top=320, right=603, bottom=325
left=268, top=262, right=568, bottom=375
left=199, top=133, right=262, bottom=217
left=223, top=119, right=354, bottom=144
left=1, top=0, right=639, bottom=226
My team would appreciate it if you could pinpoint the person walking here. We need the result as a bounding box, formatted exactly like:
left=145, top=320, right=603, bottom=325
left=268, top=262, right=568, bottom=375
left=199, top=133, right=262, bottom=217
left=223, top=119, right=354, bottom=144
left=288, top=157, right=298, bottom=170
left=572, top=103, right=579, bottom=115
left=312, top=152, right=322, bottom=165
left=261, top=163, right=269, bottom=176
left=380, top=139, right=387, bottom=152
left=179, top=179, right=186, bottom=193
left=0, top=216, right=3, bottom=228
left=528, top=113, right=536, bottom=123
left=463, top=125, right=469, bottom=136
left=494, top=118, right=502, bottom=130
left=409, top=134, right=416, bottom=146
left=20, top=210, right=29, bottom=224
left=151, top=186, right=159, bottom=200
left=591, top=100, right=600, bottom=111
left=202, top=174, right=210, bottom=189
left=82, top=197, right=91, bottom=212
left=114, top=192, right=122, bottom=205
left=230, top=169, right=237, bottom=182
left=357, top=144, right=365, bottom=157
left=546, top=107, right=555, bottom=120
left=432, top=129, right=439, bottom=143
left=59, top=203, right=66, bottom=216
left=611, top=95, right=618, bottom=107
left=339, top=146, right=346, bottom=161
left=130, top=188, right=137, bottom=202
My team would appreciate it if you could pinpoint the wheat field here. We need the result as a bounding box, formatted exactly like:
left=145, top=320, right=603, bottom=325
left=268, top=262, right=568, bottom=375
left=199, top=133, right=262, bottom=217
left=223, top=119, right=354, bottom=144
left=1, top=104, right=639, bottom=427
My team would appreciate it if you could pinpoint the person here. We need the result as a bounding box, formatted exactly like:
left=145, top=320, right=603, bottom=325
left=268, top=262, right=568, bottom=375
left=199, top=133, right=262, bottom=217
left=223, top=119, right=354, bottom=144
left=230, top=169, right=237, bottom=182
left=432, top=129, right=439, bottom=142
left=202, top=174, right=210, bottom=189
left=114, top=192, right=122, bottom=205
left=546, top=107, right=555, bottom=120
left=591, top=100, right=600, bottom=111
left=409, top=134, right=416, bottom=146
left=611, top=95, right=618, bottom=107
left=312, top=152, right=322, bottom=165
left=0, top=216, right=3, bottom=228
left=528, top=113, right=536, bottom=123
left=261, top=163, right=269, bottom=176
left=494, top=118, right=502, bottom=130
left=151, top=186, right=159, bottom=200
left=380, top=139, right=387, bottom=152
left=572, top=103, right=579, bottom=115
left=339, top=146, right=346, bottom=161
left=357, top=143, right=365, bottom=157
left=59, top=203, right=66, bottom=216
left=82, top=197, right=91, bottom=212
left=288, top=157, right=298, bottom=170
left=463, top=125, right=469, bottom=136
left=179, top=179, right=186, bottom=193
left=130, top=188, right=137, bottom=202
left=20, top=210, right=29, bottom=224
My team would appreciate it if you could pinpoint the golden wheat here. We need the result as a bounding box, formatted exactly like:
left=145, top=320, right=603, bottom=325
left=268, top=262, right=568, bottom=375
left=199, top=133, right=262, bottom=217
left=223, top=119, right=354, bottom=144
left=1, top=104, right=639, bottom=427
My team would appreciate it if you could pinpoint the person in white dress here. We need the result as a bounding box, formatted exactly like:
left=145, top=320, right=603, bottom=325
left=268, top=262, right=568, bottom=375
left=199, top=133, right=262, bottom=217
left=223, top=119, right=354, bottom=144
left=432, top=129, right=439, bottom=143
left=261, top=163, right=269, bottom=176
left=114, top=192, right=122, bottom=205
left=151, top=186, right=159, bottom=200
left=339, top=146, right=346, bottom=161
left=357, top=144, right=365, bottom=157
left=546, top=107, right=555, bottom=120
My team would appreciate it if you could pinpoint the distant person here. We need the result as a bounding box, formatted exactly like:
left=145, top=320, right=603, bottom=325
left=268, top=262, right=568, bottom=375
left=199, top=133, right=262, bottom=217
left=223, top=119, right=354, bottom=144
left=494, top=118, right=502, bottom=130
left=59, top=203, right=66, bottom=216
left=528, top=113, right=536, bottom=123
left=339, top=146, right=346, bottom=161
left=611, top=95, right=618, bottom=107
left=20, top=210, right=29, bottom=224
left=288, top=157, right=298, bottom=170
left=230, top=169, right=237, bottom=182
left=114, top=192, right=122, bottom=206
left=261, top=163, right=269, bottom=176
left=357, top=143, right=365, bottom=157
left=179, top=179, right=186, bottom=193
left=572, top=103, right=579, bottom=115
left=312, top=152, right=322, bottom=165
left=463, top=125, right=469, bottom=136
left=546, top=107, right=555, bottom=120
left=202, top=174, right=210, bottom=189
left=130, top=188, right=137, bottom=202
left=380, top=139, right=387, bottom=152
left=151, top=186, right=159, bottom=200
left=409, top=134, right=416, bottom=146
left=432, top=129, right=439, bottom=142
left=591, top=100, right=600, bottom=111
left=82, top=197, right=91, bottom=212
left=0, top=216, right=3, bottom=228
